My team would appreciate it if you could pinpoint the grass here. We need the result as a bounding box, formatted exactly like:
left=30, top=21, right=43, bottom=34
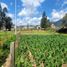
left=19, top=29, right=59, bottom=35
left=0, top=31, right=15, bottom=45
left=0, top=31, right=16, bottom=66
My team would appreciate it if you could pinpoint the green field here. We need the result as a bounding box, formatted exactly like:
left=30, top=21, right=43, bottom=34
left=15, top=34, right=67, bottom=67
left=0, top=31, right=16, bottom=66
left=0, top=30, right=67, bottom=67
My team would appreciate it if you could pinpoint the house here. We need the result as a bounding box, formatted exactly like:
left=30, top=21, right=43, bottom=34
left=51, top=24, right=56, bottom=29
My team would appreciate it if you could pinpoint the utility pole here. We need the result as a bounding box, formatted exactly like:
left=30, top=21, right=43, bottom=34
left=15, top=0, right=17, bottom=35
left=14, top=0, right=17, bottom=67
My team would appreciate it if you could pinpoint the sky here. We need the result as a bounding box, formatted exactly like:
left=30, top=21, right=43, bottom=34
left=0, top=0, right=67, bottom=26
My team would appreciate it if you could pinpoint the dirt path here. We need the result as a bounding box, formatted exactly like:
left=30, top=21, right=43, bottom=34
left=1, top=54, right=11, bottom=67
left=28, top=51, right=36, bottom=67
left=62, top=64, right=67, bottom=67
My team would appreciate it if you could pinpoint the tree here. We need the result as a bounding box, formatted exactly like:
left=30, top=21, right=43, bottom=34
left=0, top=3, right=13, bottom=31
left=0, top=4, right=3, bottom=29
left=5, top=17, right=12, bottom=31
left=40, top=11, right=49, bottom=29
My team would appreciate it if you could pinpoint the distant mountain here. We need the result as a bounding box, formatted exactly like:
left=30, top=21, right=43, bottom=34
left=54, top=19, right=62, bottom=27
left=54, top=14, right=67, bottom=28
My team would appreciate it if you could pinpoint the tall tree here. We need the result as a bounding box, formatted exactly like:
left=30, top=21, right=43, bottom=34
left=40, top=11, right=49, bottom=29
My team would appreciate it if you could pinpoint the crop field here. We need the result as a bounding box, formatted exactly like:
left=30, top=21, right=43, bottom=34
left=0, top=31, right=16, bottom=66
left=15, top=34, right=67, bottom=67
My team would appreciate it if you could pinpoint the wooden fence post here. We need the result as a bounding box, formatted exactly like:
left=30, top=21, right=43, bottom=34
left=10, top=42, right=15, bottom=67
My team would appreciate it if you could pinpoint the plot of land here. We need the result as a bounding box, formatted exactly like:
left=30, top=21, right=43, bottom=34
left=15, top=34, right=67, bottom=67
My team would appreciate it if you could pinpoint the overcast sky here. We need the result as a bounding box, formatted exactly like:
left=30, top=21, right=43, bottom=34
left=0, top=0, right=67, bottom=26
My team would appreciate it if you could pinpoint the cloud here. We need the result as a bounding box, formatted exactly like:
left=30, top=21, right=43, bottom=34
left=16, top=17, right=31, bottom=26
left=1, top=2, right=8, bottom=9
left=51, top=9, right=67, bottom=21
left=22, top=0, right=45, bottom=8
left=16, top=18, right=27, bottom=26
left=16, top=16, right=42, bottom=26
left=6, top=13, right=14, bottom=18
left=18, top=8, right=35, bottom=16
left=18, top=0, right=45, bottom=17
left=47, top=16, right=50, bottom=20
left=28, top=16, right=42, bottom=25
left=18, top=0, right=45, bottom=26
left=18, top=8, right=27, bottom=16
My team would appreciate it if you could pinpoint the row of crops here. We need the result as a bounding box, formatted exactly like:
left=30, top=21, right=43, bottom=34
left=0, top=32, right=16, bottom=66
left=15, top=35, right=67, bottom=67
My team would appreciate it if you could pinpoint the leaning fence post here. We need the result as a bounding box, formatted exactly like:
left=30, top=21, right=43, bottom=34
left=10, top=42, right=15, bottom=67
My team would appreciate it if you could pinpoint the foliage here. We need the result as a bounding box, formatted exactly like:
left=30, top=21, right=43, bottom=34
left=0, top=4, right=13, bottom=31
left=5, top=17, right=13, bottom=31
left=15, top=35, right=67, bottom=67
left=40, top=11, right=50, bottom=29
left=57, top=28, right=67, bottom=33
left=0, top=32, right=16, bottom=66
